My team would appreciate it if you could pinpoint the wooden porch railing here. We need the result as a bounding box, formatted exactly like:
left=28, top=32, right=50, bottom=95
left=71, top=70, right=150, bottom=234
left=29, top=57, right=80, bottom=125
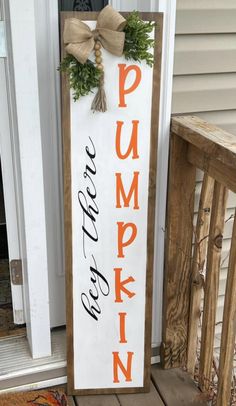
left=162, top=116, right=236, bottom=406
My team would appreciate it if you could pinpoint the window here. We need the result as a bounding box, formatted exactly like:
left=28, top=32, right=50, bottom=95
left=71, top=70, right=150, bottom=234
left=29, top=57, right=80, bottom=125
left=59, top=0, right=108, bottom=12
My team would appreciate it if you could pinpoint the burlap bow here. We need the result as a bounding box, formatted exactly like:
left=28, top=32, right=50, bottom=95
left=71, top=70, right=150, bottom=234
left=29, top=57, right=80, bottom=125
left=63, top=5, right=127, bottom=65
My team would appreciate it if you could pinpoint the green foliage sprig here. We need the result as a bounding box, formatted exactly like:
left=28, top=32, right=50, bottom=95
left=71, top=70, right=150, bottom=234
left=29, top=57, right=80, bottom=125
left=59, top=55, right=102, bottom=102
left=124, top=11, right=155, bottom=67
left=59, top=11, right=156, bottom=101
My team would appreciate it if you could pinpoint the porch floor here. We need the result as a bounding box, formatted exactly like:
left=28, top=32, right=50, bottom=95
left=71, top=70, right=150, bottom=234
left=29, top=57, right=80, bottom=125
left=0, top=330, right=208, bottom=405
left=68, top=365, right=208, bottom=406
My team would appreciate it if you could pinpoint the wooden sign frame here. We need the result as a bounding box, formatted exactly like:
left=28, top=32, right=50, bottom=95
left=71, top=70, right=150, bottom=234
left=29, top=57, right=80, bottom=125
left=61, top=11, right=163, bottom=395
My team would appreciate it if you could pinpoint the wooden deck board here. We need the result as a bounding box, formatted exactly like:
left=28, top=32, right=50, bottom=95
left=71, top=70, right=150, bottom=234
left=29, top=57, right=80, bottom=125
left=70, top=365, right=209, bottom=405
left=151, top=365, right=208, bottom=406
left=75, top=394, right=120, bottom=406
left=117, top=382, right=164, bottom=406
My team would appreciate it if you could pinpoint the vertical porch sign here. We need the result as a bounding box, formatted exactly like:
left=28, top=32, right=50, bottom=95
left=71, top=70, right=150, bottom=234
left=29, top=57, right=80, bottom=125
left=61, top=11, right=162, bottom=395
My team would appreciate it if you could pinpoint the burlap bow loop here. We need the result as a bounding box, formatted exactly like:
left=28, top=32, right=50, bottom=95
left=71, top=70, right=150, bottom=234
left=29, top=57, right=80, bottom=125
left=63, top=5, right=127, bottom=65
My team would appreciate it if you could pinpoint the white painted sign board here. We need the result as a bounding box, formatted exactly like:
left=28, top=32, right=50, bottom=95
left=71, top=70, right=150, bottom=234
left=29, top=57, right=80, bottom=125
left=62, top=11, right=162, bottom=395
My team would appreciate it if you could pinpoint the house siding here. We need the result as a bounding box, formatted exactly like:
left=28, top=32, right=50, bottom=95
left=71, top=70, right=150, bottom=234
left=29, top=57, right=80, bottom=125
left=173, top=1, right=236, bottom=136
left=176, top=0, right=236, bottom=35
left=173, top=0, right=236, bottom=351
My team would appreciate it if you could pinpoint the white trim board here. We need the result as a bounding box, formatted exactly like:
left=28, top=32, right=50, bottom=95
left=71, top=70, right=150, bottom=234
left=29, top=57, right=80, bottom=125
left=152, top=0, right=176, bottom=347
left=34, top=0, right=66, bottom=328
left=7, top=0, right=51, bottom=358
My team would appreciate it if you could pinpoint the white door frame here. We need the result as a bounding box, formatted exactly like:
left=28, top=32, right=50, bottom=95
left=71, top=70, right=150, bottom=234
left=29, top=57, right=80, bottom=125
left=5, top=0, right=51, bottom=358
left=5, top=0, right=65, bottom=359
left=0, top=1, right=24, bottom=325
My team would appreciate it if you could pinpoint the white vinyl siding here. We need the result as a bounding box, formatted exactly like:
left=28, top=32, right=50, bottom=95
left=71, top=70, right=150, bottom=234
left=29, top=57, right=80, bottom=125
left=176, top=0, right=236, bottom=34
left=173, top=74, right=236, bottom=114
left=173, top=0, right=236, bottom=136
left=173, top=0, right=236, bottom=355
left=174, top=34, right=236, bottom=75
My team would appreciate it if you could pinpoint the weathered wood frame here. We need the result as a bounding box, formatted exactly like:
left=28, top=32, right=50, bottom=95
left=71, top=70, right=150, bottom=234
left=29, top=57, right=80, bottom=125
left=61, top=11, right=163, bottom=395
left=162, top=115, right=236, bottom=406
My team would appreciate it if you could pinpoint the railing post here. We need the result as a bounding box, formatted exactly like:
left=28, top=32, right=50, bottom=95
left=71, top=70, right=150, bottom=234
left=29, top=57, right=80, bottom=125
left=162, top=132, right=196, bottom=369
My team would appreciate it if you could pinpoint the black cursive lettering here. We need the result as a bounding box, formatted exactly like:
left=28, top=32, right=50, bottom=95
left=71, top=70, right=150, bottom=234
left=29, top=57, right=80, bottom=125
left=79, top=137, right=110, bottom=321
left=81, top=255, right=110, bottom=321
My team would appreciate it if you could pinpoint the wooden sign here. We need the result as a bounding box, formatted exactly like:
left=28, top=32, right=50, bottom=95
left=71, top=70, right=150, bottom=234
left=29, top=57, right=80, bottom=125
left=61, top=11, right=162, bottom=395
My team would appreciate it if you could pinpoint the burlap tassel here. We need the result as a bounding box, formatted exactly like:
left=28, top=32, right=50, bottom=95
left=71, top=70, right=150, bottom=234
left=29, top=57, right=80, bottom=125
left=91, top=75, right=107, bottom=113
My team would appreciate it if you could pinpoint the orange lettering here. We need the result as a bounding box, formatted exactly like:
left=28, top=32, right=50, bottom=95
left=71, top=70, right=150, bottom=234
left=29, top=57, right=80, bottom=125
left=116, top=120, right=139, bottom=160
left=114, top=268, right=135, bottom=303
left=119, top=312, right=127, bottom=343
left=116, top=172, right=139, bottom=210
left=113, top=351, right=134, bottom=383
left=119, top=64, right=142, bottom=108
left=117, top=222, right=137, bottom=258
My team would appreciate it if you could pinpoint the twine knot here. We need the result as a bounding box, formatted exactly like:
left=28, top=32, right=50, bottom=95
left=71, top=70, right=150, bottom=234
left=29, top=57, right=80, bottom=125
left=92, top=29, right=100, bottom=41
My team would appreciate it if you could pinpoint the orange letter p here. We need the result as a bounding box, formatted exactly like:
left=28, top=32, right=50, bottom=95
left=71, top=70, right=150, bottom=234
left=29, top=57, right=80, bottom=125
left=119, top=64, right=142, bottom=108
left=117, top=222, right=137, bottom=258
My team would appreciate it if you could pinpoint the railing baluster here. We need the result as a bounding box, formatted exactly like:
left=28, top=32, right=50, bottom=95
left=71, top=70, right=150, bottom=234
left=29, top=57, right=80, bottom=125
left=187, top=174, right=215, bottom=375
left=216, top=209, right=236, bottom=406
left=199, top=182, right=228, bottom=392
